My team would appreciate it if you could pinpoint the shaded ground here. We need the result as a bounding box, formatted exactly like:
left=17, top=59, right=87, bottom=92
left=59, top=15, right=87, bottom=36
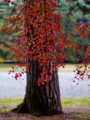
left=0, top=104, right=90, bottom=120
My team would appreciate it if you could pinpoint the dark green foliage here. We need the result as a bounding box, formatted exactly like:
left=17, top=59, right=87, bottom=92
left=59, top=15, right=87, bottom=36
left=56, top=0, right=90, bottom=63
left=0, top=0, right=22, bottom=62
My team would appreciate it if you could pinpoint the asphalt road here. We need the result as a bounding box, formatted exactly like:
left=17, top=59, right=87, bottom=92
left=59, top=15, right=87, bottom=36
left=0, top=72, right=90, bottom=98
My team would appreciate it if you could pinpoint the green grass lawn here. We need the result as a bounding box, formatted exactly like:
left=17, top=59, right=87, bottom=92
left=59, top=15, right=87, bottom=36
left=0, top=98, right=23, bottom=104
left=0, top=97, right=90, bottom=108
left=61, top=97, right=90, bottom=107
left=0, top=64, right=76, bottom=72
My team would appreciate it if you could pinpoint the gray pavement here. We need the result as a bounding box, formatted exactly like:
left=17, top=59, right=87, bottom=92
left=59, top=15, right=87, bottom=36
left=0, top=72, right=90, bottom=98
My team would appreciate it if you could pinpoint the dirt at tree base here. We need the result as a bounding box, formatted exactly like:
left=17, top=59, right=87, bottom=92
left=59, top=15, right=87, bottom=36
left=0, top=105, right=90, bottom=120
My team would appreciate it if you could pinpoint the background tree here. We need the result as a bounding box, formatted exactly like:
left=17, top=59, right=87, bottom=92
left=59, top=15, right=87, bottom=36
left=56, top=0, right=90, bottom=63
left=0, top=0, right=22, bottom=62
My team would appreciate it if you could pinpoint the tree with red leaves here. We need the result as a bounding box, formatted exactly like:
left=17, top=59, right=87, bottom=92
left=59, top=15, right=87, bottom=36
left=0, top=0, right=78, bottom=116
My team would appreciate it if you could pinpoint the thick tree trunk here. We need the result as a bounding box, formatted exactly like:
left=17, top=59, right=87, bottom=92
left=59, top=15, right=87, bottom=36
left=11, top=0, right=62, bottom=116
left=12, top=60, right=62, bottom=116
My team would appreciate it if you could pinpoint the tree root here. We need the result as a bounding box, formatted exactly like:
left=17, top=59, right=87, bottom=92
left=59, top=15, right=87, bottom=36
left=11, top=102, right=29, bottom=113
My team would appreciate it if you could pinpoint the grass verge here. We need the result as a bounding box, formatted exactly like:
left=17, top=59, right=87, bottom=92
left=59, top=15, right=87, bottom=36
left=0, top=97, right=90, bottom=111
left=61, top=97, right=90, bottom=107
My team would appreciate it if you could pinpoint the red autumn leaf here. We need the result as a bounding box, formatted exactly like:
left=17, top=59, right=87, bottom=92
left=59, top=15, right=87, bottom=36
left=67, top=0, right=70, bottom=2
left=41, top=82, right=45, bottom=85
left=11, top=2, right=13, bottom=4
left=12, top=67, right=14, bottom=69
left=8, top=0, right=10, bottom=3
left=4, top=0, right=7, bottom=2
left=38, top=84, right=40, bottom=86
left=15, top=4, right=18, bottom=7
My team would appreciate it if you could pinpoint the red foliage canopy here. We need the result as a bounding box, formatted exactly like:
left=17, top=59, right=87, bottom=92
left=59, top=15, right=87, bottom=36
left=2, top=0, right=90, bottom=86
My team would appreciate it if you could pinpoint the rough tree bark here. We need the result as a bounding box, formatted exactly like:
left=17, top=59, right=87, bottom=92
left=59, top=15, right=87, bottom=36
left=11, top=0, right=62, bottom=116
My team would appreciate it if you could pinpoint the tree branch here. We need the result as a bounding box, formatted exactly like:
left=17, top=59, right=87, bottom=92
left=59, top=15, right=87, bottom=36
left=0, top=41, right=11, bottom=48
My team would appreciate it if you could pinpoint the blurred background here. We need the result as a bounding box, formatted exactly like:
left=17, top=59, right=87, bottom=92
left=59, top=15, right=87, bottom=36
left=0, top=0, right=22, bottom=64
left=0, top=0, right=90, bottom=65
